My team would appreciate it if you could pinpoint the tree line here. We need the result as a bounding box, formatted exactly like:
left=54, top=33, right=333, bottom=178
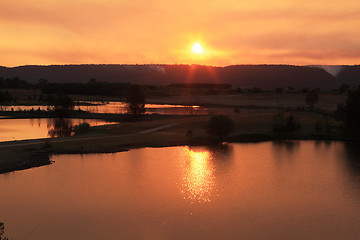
left=0, top=77, right=134, bottom=97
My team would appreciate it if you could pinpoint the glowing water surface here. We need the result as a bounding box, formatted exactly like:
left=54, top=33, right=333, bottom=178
left=1, top=141, right=360, bottom=239
left=0, top=118, right=115, bottom=142
left=1, top=101, right=208, bottom=115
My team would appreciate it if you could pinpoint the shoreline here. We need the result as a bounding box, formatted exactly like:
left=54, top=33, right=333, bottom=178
left=0, top=110, right=188, bottom=121
left=1, top=132, right=359, bottom=175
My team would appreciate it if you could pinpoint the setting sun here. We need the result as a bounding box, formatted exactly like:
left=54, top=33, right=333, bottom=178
left=192, top=43, right=203, bottom=54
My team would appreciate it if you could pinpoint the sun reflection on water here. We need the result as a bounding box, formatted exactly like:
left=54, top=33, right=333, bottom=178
left=181, top=147, right=216, bottom=203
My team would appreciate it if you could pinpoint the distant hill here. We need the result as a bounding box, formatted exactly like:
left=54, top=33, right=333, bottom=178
left=0, top=64, right=359, bottom=90
left=335, top=66, right=360, bottom=87
left=220, top=65, right=336, bottom=89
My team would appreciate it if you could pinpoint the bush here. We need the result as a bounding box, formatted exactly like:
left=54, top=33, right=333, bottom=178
left=335, top=86, right=360, bottom=135
left=305, top=90, right=319, bottom=108
left=73, top=122, right=90, bottom=134
left=273, top=112, right=301, bottom=134
left=48, top=92, right=74, bottom=115
left=205, top=115, right=234, bottom=139
left=126, top=85, right=146, bottom=115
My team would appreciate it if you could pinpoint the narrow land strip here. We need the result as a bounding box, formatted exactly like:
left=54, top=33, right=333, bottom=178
left=0, top=124, right=176, bottom=148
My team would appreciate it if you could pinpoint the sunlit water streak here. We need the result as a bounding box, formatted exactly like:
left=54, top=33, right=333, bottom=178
left=181, top=147, right=216, bottom=203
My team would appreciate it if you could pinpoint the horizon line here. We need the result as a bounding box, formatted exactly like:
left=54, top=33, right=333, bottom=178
left=1, top=63, right=359, bottom=68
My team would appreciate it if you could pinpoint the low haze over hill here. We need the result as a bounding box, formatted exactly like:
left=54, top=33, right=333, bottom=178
left=0, top=64, right=359, bottom=90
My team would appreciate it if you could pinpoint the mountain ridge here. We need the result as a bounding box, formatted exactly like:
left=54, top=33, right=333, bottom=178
left=0, top=64, right=359, bottom=90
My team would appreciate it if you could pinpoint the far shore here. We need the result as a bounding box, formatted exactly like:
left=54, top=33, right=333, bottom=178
left=0, top=110, right=185, bottom=121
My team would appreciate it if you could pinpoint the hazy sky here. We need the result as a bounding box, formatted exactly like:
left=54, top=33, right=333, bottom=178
left=1, top=0, right=359, bottom=67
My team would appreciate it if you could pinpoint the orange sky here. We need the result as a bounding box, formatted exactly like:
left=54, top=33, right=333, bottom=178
left=1, top=0, right=359, bottom=67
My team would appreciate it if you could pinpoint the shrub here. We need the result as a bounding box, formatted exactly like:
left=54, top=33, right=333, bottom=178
left=335, top=86, right=360, bottom=135
left=273, top=112, right=301, bottom=134
left=126, top=85, right=146, bottom=115
left=48, top=92, right=74, bottom=115
left=73, top=122, right=90, bottom=134
left=305, top=90, right=319, bottom=108
left=205, top=115, right=234, bottom=139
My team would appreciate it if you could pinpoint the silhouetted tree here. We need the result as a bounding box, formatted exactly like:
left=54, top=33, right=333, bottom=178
left=0, top=77, right=34, bottom=89
left=305, top=90, right=319, bottom=108
left=41, top=81, right=131, bottom=97
left=125, top=85, right=146, bottom=115
left=72, top=122, right=90, bottom=134
left=48, top=93, right=74, bottom=115
left=335, top=86, right=360, bottom=135
left=206, top=115, right=234, bottom=139
left=339, top=83, right=350, bottom=94
left=273, top=112, right=301, bottom=134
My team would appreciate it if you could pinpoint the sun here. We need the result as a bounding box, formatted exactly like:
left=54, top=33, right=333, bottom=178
left=192, top=43, right=203, bottom=54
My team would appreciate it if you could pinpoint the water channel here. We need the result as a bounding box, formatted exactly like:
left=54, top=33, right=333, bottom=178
left=0, top=101, right=209, bottom=115
left=0, top=118, right=115, bottom=142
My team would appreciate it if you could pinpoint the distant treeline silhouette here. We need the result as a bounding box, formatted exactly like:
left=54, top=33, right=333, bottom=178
left=0, top=64, right=359, bottom=90
left=0, top=77, right=35, bottom=89
left=168, top=83, right=232, bottom=89
left=42, top=80, right=132, bottom=97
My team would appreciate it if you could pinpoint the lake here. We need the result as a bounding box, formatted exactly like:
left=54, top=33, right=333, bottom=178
left=1, top=101, right=210, bottom=115
left=0, top=118, right=115, bottom=142
left=1, top=141, right=360, bottom=239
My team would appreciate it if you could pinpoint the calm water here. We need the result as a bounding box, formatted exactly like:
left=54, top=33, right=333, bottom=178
left=1, top=141, right=360, bottom=239
left=1, top=101, right=209, bottom=115
left=0, top=118, right=115, bottom=142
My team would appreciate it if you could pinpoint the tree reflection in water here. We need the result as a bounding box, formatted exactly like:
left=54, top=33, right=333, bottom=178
left=343, top=142, right=360, bottom=168
left=0, top=222, right=7, bottom=240
left=343, top=142, right=360, bottom=184
left=0, top=222, right=3, bottom=237
left=47, top=118, right=73, bottom=138
left=271, top=141, right=300, bottom=167
left=329, top=142, right=360, bottom=203
left=272, top=140, right=300, bottom=154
